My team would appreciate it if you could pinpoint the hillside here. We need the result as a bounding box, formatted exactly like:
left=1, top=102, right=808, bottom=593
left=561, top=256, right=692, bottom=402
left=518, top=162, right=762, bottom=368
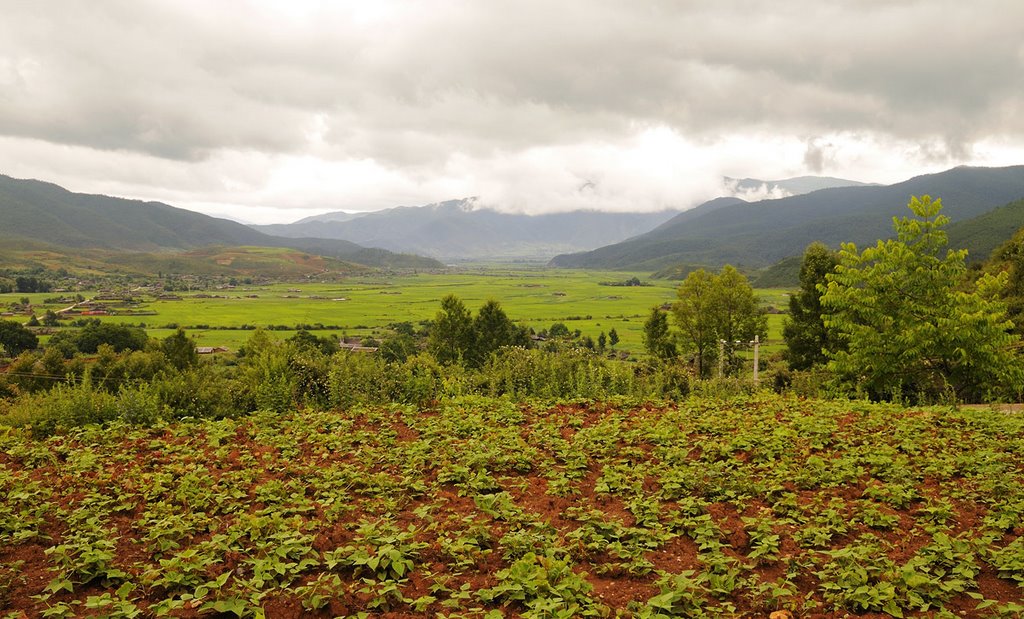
left=743, top=196, right=1024, bottom=288
left=0, top=241, right=368, bottom=278
left=550, top=165, right=1024, bottom=271
left=0, top=175, right=442, bottom=270
left=254, top=199, right=681, bottom=261
left=946, top=198, right=1024, bottom=262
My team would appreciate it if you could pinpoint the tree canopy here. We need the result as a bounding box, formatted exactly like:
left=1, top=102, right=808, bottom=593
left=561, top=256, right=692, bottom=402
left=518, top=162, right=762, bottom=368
left=642, top=307, right=676, bottom=361
left=428, top=296, right=527, bottom=367
left=986, top=226, right=1024, bottom=335
left=471, top=299, right=529, bottom=366
left=161, top=328, right=199, bottom=370
left=73, top=323, right=149, bottom=354
left=0, top=320, right=38, bottom=357
left=783, top=242, right=841, bottom=370
left=821, top=195, right=1022, bottom=403
left=672, top=265, right=766, bottom=377
left=427, top=295, right=475, bottom=365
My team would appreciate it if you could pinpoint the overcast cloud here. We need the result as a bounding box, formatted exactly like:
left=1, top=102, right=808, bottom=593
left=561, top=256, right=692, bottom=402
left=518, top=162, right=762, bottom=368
left=1, top=0, right=1023, bottom=222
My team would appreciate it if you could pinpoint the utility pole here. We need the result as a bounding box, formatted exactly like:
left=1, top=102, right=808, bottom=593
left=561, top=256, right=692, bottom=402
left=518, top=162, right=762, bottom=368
left=718, top=339, right=725, bottom=378
left=751, top=335, right=760, bottom=385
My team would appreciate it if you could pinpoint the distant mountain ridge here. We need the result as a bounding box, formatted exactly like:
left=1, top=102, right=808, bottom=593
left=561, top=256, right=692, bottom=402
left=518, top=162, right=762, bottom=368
left=551, top=165, right=1024, bottom=271
left=253, top=199, right=682, bottom=261
left=254, top=176, right=870, bottom=261
left=0, top=175, right=442, bottom=269
left=724, top=175, right=874, bottom=198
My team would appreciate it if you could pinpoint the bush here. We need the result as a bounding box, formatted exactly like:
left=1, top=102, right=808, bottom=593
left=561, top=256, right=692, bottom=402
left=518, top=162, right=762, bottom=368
left=7, top=374, right=119, bottom=438
left=150, top=368, right=252, bottom=421
left=689, top=376, right=760, bottom=399
left=329, top=352, right=390, bottom=409
left=5, top=349, right=84, bottom=394
left=115, top=383, right=164, bottom=426
left=631, top=360, right=691, bottom=399
left=91, top=346, right=171, bottom=391
left=389, top=353, right=445, bottom=406
left=479, top=347, right=640, bottom=400
left=236, top=333, right=295, bottom=414
left=289, top=349, right=333, bottom=409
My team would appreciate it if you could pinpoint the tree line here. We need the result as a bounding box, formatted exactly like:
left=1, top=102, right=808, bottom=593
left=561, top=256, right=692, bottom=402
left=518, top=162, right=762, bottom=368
left=641, top=195, right=1023, bottom=403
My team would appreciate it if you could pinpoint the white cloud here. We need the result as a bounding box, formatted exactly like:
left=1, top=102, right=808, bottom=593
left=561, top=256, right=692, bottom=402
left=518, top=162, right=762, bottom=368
left=1, top=0, right=1023, bottom=222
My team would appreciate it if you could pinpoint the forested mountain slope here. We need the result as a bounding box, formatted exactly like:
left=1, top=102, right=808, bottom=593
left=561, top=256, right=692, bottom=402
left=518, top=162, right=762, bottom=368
left=0, top=175, right=441, bottom=268
left=551, top=165, right=1024, bottom=270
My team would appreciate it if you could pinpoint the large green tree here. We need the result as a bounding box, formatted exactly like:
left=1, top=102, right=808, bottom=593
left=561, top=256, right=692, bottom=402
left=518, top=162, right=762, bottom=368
left=0, top=320, right=38, bottom=357
left=472, top=299, right=528, bottom=366
left=74, top=323, right=149, bottom=354
left=162, top=328, right=199, bottom=370
left=672, top=266, right=767, bottom=377
left=642, top=307, right=677, bottom=361
left=987, top=226, right=1024, bottom=335
left=783, top=242, right=840, bottom=370
left=427, top=294, right=476, bottom=365
left=671, top=270, right=716, bottom=375
left=821, top=195, right=1022, bottom=402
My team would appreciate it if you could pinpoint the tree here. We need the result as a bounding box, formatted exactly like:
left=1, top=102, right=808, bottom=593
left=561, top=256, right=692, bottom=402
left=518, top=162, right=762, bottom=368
left=672, top=266, right=767, bottom=377
left=672, top=270, right=717, bottom=375
left=548, top=322, right=570, bottom=338
left=987, top=227, right=1024, bottom=335
left=427, top=294, right=475, bottom=365
left=287, top=329, right=337, bottom=356
left=608, top=328, right=619, bottom=348
left=0, top=320, right=38, bottom=357
left=42, top=310, right=61, bottom=327
left=162, top=328, right=199, bottom=370
left=714, top=266, right=768, bottom=344
left=597, top=331, right=607, bottom=352
left=15, top=276, right=49, bottom=293
left=821, top=195, right=1022, bottom=402
left=471, top=299, right=528, bottom=366
left=642, top=307, right=677, bottom=360
left=74, top=322, right=149, bottom=354
left=379, top=332, right=418, bottom=363
left=783, top=242, right=841, bottom=370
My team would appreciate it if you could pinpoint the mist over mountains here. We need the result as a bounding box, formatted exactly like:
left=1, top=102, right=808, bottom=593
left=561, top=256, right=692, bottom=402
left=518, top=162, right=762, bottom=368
left=251, top=176, right=872, bottom=262
left=254, top=200, right=680, bottom=262
left=723, top=176, right=876, bottom=200
left=1, top=167, right=1022, bottom=277
left=550, top=165, right=1024, bottom=271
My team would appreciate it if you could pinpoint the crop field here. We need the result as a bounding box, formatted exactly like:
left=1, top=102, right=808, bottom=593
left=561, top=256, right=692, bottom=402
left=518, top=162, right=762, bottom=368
left=3, top=270, right=790, bottom=355
left=2, top=395, right=1024, bottom=617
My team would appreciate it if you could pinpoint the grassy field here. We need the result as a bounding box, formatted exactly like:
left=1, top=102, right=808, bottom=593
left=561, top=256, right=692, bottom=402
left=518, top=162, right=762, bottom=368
left=2, top=394, right=1023, bottom=617
left=2, top=269, right=792, bottom=356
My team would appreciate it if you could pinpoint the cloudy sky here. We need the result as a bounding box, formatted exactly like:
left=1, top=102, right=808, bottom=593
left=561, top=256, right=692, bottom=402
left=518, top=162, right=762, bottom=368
left=1, top=1, right=1023, bottom=223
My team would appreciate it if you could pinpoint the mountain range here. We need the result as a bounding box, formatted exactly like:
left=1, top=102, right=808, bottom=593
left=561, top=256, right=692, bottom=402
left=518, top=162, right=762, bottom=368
left=2, top=167, right=1021, bottom=280
left=253, top=199, right=681, bottom=261
left=251, top=176, right=873, bottom=261
left=550, top=165, right=1024, bottom=271
left=0, top=175, right=441, bottom=270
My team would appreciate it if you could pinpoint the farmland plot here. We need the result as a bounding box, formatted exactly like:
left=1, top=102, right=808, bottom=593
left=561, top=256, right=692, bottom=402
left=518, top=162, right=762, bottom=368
left=2, top=395, right=1023, bottom=617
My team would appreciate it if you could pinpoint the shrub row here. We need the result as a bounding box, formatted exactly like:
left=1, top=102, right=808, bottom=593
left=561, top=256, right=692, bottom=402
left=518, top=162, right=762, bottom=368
left=1, top=344, right=700, bottom=437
